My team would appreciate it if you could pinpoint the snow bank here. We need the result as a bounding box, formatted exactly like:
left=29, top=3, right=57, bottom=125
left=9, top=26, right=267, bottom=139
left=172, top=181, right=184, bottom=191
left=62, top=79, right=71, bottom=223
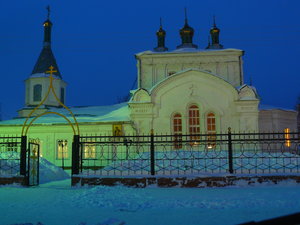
left=0, top=151, right=69, bottom=183
left=72, top=185, right=153, bottom=212
left=71, top=181, right=300, bottom=211
left=39, top=157, right=69, bottom=184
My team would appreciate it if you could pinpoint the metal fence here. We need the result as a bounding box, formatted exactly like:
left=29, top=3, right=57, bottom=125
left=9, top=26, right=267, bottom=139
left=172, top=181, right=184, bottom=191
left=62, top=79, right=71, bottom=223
left=0, top=136, right=22, bottom=177
left=78, top=130, right=300, bottom=176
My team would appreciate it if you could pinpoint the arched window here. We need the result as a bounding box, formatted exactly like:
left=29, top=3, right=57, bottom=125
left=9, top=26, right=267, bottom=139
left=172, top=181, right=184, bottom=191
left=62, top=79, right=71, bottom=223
left=188, top=105, right=200, bottom=143
left=33, top=84, right=42, bottom=102
left=60, top=88, right=65, bottom=104
left=173, top=113, right=182, bottom=149
left=207, top=113, right=216, bottom=149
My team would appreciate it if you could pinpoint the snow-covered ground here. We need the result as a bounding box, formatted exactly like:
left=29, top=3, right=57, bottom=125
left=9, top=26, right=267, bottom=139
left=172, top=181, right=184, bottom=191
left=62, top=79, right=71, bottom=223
left=1, top=152, right=300, bottom=225
left=1, top=179, right=300, bottom=225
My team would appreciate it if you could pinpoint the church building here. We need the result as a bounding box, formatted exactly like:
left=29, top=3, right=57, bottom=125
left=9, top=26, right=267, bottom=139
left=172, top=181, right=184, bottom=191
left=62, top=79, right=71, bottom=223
left=0, top=12, right=297, bottom=167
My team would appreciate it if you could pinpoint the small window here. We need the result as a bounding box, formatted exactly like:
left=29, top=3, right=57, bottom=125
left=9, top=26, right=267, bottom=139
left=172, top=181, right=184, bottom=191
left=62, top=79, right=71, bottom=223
left=284, top=128, right=291, bottom=147
left=7, top=143, right=18, bottom=152
left=83, top=143, right=96, bottom=159
left=57, top=140, right=68, bottom=159
left=60, top=88, right=65, bottom=104
left=33, top=84, right=42, bottom=102
left=173, top=113, right=182, bottom=149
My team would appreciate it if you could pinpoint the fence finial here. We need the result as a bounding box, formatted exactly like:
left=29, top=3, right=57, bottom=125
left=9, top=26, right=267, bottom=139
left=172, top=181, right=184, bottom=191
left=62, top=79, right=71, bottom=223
left=150, top=129, right=154, bottom=135
left=228, top=127, right=231, bottom=133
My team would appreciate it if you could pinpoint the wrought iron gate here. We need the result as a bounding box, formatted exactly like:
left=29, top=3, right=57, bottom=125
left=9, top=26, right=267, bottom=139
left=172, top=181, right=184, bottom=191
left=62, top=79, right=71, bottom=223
left=27, top=140, right=40, bottom=186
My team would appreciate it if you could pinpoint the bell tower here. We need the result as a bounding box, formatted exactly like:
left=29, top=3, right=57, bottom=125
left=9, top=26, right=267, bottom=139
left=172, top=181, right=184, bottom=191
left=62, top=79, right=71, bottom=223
left=18, top=6, right=67, bottom=117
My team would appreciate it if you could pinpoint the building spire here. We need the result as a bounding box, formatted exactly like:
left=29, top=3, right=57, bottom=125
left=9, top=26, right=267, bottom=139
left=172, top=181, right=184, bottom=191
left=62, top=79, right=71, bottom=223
left=154, top=17, right=168, bottom=52
left=43, top=6, right=53, bottom=47
left=206, top=16, right=223, bottom=49
left=176, top=8, right=198, bottom=49
left=31, top=6, right=61, bottom=78
left=184, top=7, right=188, bottom=24
left=47, top=5, right=50, bottom=20
left=213, top=15, right=216, bottom=27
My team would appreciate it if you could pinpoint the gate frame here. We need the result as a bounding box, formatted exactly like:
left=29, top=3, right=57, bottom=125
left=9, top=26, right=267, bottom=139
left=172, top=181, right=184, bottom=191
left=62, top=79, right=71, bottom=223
left=27, top=140, right=40, bottom=186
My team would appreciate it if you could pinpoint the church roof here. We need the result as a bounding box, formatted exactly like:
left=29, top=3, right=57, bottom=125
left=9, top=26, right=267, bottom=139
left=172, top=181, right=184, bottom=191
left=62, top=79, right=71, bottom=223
left=136, top=48, right=244, bottom=57
left=0, top=103, right=130, bottom=125
left=31, top=47, right=61, bottom=78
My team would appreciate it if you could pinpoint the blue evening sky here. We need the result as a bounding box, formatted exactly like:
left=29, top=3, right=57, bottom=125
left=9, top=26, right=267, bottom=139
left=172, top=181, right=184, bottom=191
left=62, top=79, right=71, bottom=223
left=0, top=0, right=299, bottom=119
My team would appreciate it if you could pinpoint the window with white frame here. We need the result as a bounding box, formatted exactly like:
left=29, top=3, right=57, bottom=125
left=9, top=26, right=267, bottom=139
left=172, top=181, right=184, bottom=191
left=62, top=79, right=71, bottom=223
left=57, top=140, right=68, bottom=159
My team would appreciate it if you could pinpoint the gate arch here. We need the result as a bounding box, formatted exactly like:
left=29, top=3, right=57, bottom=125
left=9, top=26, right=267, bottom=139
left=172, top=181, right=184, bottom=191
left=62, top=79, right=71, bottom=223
left=21, top=66, right=80, bottom=136
left=20, top=66, right=81, bottom=185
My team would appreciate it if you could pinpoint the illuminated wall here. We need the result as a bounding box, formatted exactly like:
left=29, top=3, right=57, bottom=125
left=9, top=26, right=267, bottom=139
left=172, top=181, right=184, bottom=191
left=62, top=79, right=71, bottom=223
left=130, top=69, right=259, bottom=133
left=136, top=49, right=244, bottom=90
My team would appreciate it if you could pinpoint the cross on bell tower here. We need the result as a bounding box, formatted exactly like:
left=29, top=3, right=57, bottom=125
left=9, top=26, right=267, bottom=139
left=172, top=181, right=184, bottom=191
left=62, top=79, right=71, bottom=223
left=46, top=65, right=57, bottom=76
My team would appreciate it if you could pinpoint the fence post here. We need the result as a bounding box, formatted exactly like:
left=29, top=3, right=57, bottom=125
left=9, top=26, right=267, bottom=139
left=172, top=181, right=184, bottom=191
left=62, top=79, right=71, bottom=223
left=150, top=129, right=155, bottom=175
left=20, top=136, right=27, bottom=176
left=72, top=135, right=80, bottom=175
left=228, top=127, right=234, bottom=174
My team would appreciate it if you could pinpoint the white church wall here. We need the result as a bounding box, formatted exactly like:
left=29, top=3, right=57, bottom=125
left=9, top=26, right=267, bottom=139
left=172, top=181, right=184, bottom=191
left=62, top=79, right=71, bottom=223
left=136, top=49, right=244, bottom=91
left=0, top=121, right=135, bottom=167
left=130, top=69, right=259, bottom=134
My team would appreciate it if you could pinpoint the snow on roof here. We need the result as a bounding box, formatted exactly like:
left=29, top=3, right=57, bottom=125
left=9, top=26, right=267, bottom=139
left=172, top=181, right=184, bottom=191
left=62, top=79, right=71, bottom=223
left=236, top=84, right=260, bottom=100
left=136, top=48, right=243, bottom=56
left=259, top=104, right=296, bottom=112
left=0, top=102, right=130, bottom=125
left=29, top=73, right=61, bottom=79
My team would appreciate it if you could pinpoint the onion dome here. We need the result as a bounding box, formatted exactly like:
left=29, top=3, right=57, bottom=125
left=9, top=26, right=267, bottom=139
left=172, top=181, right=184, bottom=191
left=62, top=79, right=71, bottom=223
left=176, top=8, right=198, bottom=49
left=206, top=16, right=223, bottom=49
left=43, top=19, right=53, bottom=47
left=154, top=18, right=168, bottom=52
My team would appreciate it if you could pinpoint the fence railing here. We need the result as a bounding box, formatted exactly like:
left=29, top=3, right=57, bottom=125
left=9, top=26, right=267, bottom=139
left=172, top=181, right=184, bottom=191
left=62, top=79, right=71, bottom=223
left=0, top=136, right=22, bottom=177
left=78, top=130, right=300, bottom=177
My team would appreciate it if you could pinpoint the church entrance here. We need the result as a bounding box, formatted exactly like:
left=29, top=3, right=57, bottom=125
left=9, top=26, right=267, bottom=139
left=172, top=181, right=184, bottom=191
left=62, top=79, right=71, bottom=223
left=27, top=140, right=40, bottom=186
left=19, top=65, right=80, bottom=186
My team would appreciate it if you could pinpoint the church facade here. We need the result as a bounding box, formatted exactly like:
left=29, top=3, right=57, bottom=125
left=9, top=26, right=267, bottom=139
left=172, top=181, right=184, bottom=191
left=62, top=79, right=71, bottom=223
left=0, top=13, right=297, bottom=167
